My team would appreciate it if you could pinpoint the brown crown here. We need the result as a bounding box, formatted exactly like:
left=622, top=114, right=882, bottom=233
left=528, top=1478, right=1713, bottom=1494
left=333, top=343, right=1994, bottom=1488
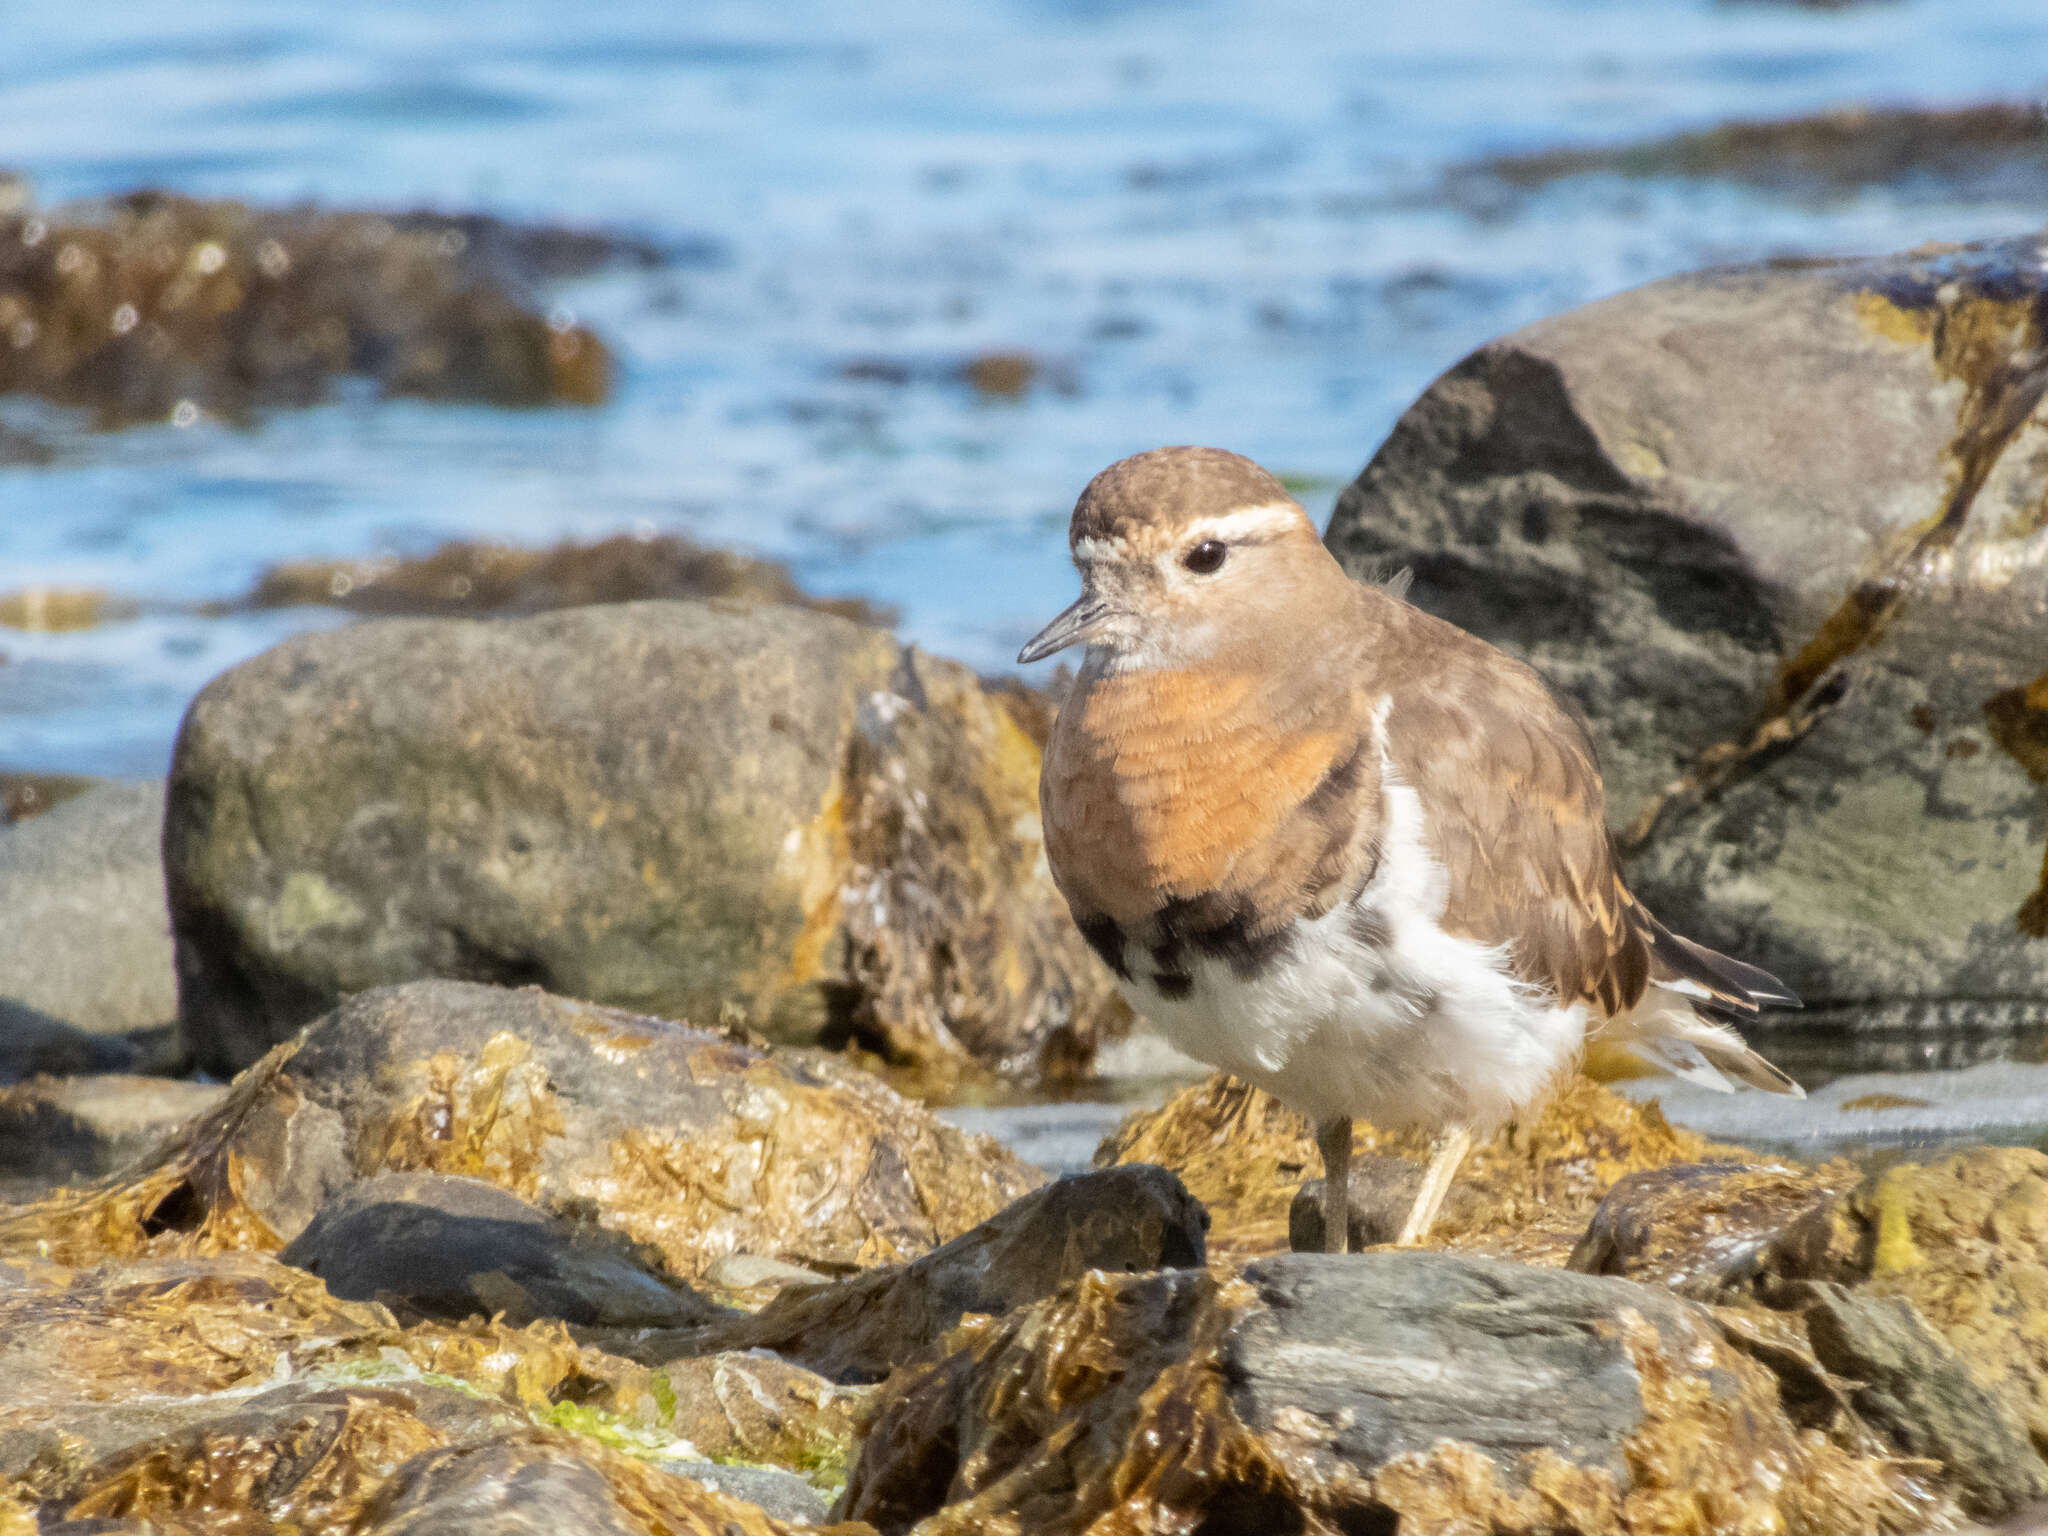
left=1070, top=446, right=1293, bottom=548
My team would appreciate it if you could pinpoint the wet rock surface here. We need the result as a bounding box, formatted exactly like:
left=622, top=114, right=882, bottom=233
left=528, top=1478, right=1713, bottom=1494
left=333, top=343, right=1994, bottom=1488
left=842, top=1252, right=1913, bottom=1534
left=0, top=189, right=620, bottom=426
left=0, top=782, right=176, bottom=1045
left=164, top=601, right=1124, bottom=1088
left=0, top=979, right=1042, bottom=1280
left=279, top=1171, right=726, bottom=1329
left=1325, top=230, right=2048, bottom=1061
left=683, top=1164, right=1206, bottom=1383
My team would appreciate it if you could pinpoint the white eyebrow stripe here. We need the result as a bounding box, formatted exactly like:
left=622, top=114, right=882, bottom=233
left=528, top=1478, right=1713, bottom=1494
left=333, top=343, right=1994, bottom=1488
left=1073, top=535, right=1126, bottom=563
left=1186, top=502, right=1305, bottom=544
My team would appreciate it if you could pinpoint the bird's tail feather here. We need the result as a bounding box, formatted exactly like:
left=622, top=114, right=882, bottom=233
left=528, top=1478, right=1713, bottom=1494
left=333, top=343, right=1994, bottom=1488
left=1613, top=1003, right=1805, bottom=1098
left=1640, top=910, right=1801, bottom=1014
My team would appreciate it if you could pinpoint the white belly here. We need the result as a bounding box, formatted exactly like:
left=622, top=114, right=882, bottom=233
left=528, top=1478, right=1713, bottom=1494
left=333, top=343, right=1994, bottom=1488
left=1123, top=781, right=1589, bottom=1132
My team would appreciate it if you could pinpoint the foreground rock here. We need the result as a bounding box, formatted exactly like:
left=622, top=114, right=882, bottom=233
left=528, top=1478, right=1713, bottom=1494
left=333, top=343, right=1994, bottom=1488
left=1326, top=230, right=2048, bottom=1059
left=165, top=600, right=1125, bottom=1087
left=1101, top=1071, right=1733, bottom=1263
left=0, top=979, right=1042, bottom=1281
left=841, top=1252, right=1915, bottom=1534
left=0, top=782, right=176, bottom=1049
left=0, top=189, right=617, bottom=425
left=683, top=1164, right=1207, bottom=1382
left=0, top=1248, right=861, bottom=1527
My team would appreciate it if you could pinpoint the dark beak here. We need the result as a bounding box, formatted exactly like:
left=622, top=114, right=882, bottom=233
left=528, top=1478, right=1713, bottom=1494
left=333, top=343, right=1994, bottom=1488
left=1017, top=596, right=1109, bottom=664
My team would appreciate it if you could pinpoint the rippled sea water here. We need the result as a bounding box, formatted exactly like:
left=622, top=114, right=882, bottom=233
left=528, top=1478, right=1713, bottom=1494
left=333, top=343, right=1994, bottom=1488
left=3, top=0, right=2047, bottom=774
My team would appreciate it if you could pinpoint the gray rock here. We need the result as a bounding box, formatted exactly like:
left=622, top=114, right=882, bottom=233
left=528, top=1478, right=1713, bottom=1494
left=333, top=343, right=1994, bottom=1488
left=164, top=599, right=1123, bottom=1085
left=0, top=1001, right=136, bottom=1085
left=0, top=1073, right=225, bottom=1181
left=657, top=1459, right=833, bottom=1524
left=1227, top=1254, right=1685, bottom=1485
left=279, top=1170, right=724, bottom=1328
left=1801, top=1283, right=2048, bottom=1519
left=686, top=1162, right=1208, bottom=1382
left=1288, top=1153, right=1429, bottom=1252
left=1326, top=230, right=2048, bottom=1054
left=844, top=1249, right=1891, bottom=1531
left=0, top=781, right=176, bottom=1040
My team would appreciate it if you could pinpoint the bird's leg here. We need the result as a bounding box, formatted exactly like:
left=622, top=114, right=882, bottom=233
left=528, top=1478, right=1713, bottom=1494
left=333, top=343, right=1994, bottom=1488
left=1396, top=1124, right=1474, bottom=1246
left=1315, top=1115, right=1353, bottom=1255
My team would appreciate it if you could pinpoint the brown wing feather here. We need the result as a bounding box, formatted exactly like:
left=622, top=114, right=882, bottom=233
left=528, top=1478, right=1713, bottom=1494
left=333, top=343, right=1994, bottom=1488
left=1380, top=617, right=1654, bottom=1020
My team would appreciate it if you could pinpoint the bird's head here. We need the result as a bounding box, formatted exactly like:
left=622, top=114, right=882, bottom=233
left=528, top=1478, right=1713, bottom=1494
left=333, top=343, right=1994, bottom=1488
left=1018, top=446, right=1341, bottom=671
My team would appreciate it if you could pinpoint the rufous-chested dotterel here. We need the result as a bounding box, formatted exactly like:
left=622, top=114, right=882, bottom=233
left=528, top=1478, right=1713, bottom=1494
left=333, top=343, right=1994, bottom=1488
left=1020, top=446, right=1802, bottom=1252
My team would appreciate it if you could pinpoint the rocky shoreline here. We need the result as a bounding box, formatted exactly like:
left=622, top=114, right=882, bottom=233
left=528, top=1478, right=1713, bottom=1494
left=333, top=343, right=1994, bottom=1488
left=10, top=222, right=2048, bottom=1530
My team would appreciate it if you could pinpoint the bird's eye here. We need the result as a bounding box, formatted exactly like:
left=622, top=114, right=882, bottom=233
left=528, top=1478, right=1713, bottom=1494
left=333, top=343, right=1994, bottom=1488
left=1182, top=539, right=1227, bottom=575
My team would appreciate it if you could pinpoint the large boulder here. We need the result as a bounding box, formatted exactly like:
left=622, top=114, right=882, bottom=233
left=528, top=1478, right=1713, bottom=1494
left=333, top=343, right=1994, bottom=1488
left=164, top=599, right=1124, bottom=1086
left=0, top=980, right=1043, bottom=1281
left=0, top=781, right=176, bottom=1045
left=841, top=1252, right=1915, bottom=1534
left=1324, top=230, right=2048, bottom=1059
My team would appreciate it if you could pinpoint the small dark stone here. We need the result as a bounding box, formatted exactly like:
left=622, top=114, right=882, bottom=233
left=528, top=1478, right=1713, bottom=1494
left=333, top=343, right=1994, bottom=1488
left=279, top=1170, right=723, bottom=1329
left=1288, top=1155, right=1426, bottom=1252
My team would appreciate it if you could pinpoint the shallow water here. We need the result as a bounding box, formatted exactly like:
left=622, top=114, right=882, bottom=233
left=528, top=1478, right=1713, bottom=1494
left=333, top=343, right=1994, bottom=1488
left=2, top=0, right=2047, bottom=778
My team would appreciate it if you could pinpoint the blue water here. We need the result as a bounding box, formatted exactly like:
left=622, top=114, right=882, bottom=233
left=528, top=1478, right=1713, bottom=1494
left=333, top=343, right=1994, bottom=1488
left=2, top=0, right=2047, bottom=774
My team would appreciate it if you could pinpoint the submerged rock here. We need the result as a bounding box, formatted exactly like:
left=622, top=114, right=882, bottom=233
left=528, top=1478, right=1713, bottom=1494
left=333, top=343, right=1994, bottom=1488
left=165, top=600, right=1125, bottom=1088
left=684, top=1164, right=1207, bottom=1383
left=841, top=1252, right=1914, bottom=1534
left=0, top=189, right=618, bottom=426
left=243, top=533, right=893, bottom=628
left=1098, top=1071, right=1729, bottom=1263
left=1325, top=230, right=2048, bottom=1061
left=0, top=782, right=176, bottom=1045
left=1459, top=102, right=2048, bottom=204
left=0, top=980, right=1043, bottom=1281
left=279, top=1172, right=725, bottom=1329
